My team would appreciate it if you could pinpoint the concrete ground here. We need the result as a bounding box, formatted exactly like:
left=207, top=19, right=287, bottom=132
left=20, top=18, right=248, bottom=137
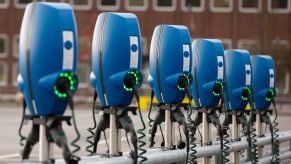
left=0, top=102, right=291, bottom=163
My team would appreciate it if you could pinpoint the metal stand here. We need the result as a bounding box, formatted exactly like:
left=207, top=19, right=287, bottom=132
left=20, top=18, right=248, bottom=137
left=109, top=114, right=119, bottom=156
left=22, top=115, right=72, bottom=163
left=150, top=103, right=189, bottom=149
left=94, top=106, right=137, bottom=156
left=256, top=111, right=263, bottom=158
left=39, top=121, right=49, bottom=162
left=231, top=113, right=239, bottom=163
left=165, top=109, right=173, bottom=148
left=202, top=112, right=211, bottom=164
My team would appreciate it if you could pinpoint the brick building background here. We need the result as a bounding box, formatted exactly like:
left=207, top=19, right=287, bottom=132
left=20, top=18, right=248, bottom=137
left=0, top=0, right=290, bottom=100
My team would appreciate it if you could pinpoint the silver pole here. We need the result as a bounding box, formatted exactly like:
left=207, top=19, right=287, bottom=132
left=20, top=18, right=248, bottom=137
left=202, top=112, right=211, bottom=164
left=165, top=109, right=172, bottom=148
left=39, top=117, right=49, bottom=162
left=231, top=114, right=240, bottom=163
left=110, top=113, right=119, bottom=156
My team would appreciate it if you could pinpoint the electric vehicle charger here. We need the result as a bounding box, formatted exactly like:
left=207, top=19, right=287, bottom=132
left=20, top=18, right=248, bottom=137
left=17, top=2, right=80, bottom=163
left=147, top=25, right=192, bottom=163
left=252, top=55, right=278, bottom=163
left=89, top=12, right=146, bottom=164
left=191, top=39, right=227, bottom=163
left=222, top=49, right=253, bottom=163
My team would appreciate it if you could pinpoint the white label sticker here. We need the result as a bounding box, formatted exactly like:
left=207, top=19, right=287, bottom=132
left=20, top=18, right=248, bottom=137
left=217, top=56, right=224, bottom=79
left=269, top=69, right=275, bottom=88
left=245, top=64, right=251, bottom=85
left=62, top=31, right=74, bottom=70
left=130, top=36, right=139, bottom=68
left=182, top=44, right=190, bottom=71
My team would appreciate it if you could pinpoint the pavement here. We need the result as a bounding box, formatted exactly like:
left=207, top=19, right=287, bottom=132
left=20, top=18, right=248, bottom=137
left=0, top=103, right=291, bottom=163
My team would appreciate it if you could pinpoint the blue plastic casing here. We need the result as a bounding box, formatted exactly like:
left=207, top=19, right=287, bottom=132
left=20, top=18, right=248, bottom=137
left=148, top=25, right=192, bottom=104
left=191, top=39, right=225, bottom=108
left=17, top=2, right=78, bottom=116
left=91, top=12, right=143, bottom=107
left=252, top=55, right=276, bottom=110
left=224, top=50, right=252, bottom=110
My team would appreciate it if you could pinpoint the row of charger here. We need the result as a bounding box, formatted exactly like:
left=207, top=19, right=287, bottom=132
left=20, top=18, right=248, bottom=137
left=16, top=2, right=277, bottom=164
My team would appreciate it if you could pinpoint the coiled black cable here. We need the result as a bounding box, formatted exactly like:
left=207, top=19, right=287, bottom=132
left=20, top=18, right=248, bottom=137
left=249, top=112, right=258, bottom=163
left=86, top=91, right=98, bottom=156
left=18, top=97, right=27, bottom=147
left=147, top=90, right=155, bottom=147
left=222, top=126, right=230, bottom=163
left=271, top=99, right=280, bottom=163
left=218, top=87, right=230, bottom=163
left=186, top=108, right=197, bottom=164
left=133, top=86, right=147, bottom=163
left=184, top=84, right=197, bottom=164
left=66, top=88, right=81, bottom=158
left=248, top=96, right=258, bottom=163
left=261, top=112, right=276, bottom=163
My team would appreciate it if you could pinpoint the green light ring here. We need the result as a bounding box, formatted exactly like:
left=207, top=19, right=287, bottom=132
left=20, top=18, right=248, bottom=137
left=128, top=71, right=140, bottom=86
left=177, top=73, right=193, bottom=91
left=54, top=72, right=78, bottom=98
left=266, top=88, right=275, bottom=102
left=123, top=70, right=142, bottom=92
left=213, top=80, right=224, bottom=96
left=241, top=86, right=252, bottom=101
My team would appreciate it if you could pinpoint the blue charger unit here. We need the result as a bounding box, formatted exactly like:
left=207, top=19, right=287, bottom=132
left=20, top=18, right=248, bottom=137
left=191, top=39, right=225, bottom=108
left=252, top=55, right=276, bottom=110
left=91, top=12, right=143, bottom=107
left=224, top=49, right=252, bottom=110
left=148, top=25, right=192, bottom=104
left=17, top=2, right=78, bottom=116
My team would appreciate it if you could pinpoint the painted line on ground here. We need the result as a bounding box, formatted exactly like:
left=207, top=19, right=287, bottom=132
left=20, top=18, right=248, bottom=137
left=0, top=153, right=20, bottom=159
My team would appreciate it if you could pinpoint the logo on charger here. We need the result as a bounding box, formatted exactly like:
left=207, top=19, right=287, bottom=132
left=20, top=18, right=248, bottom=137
left=217, top=56, right=224, bottom=80
left=183, top=44, right=190, bottom=71
left=245, top=64, right=251, bottom=85
left=62, top=31, right=74, bottom=70
left=64, top=40, right=72, bottom=50
left=269, top=69, right=274, bottom=88
left=130, top=36, right=139, bottom=68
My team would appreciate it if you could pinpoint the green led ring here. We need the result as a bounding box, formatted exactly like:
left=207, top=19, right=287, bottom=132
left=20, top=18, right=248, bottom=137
left=266, top=88, right=275, bottom=102
left=213, top=80, right=224, bottom=96
left=241, top=86, right=252, bottom=101
left=123, top=70, right=141, bottom=92
left=54, top=72, right=77, bottom=98
left=178, top=73, right=192, bottom=91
